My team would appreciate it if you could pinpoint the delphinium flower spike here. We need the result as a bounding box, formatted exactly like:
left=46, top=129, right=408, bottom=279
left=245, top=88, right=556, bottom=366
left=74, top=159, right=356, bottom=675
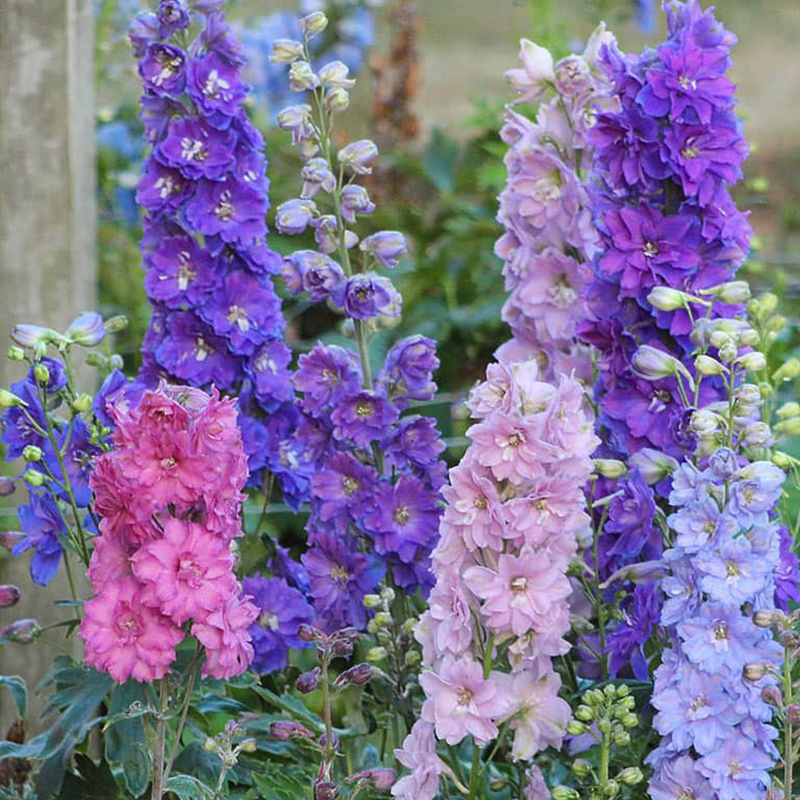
left=270, top=11, right=447, bottom=632
left=129, top=0, right=302, bottom=500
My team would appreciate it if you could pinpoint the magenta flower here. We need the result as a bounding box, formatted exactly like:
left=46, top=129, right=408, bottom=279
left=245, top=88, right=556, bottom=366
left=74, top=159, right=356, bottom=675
left=81, top=578, right=183, bottom=683
left=191, top=593, right=258, bottom=679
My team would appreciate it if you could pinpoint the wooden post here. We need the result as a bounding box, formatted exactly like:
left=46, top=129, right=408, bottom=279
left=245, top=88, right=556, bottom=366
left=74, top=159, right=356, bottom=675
left=0, top=0, right=96, bottom=734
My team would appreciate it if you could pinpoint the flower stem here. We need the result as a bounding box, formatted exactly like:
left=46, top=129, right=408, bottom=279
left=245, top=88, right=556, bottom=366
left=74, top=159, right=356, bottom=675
left=151, top=678, right=170, bottom=800
left=785, top=645, right=794, bottom=799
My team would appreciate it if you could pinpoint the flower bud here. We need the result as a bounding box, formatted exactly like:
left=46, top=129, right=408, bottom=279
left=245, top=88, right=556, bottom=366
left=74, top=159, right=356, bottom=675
left=23, top=470, right=45, bottom=488
left=338, top=140, right=378, bottom=175
left=571, top=759, right=591, bottom=778
left=585, top=689, right=605, bottom=706
left=270, top=38, right=305, bottom=63
left=0, top=531, right=24, bottom=551
left=753, top=609, right=778, bottom=628
left=203, top=736, right=218, bottom=752
left=695, top=354, right=726, bottom=376
left=32, top=362, right=51, bottom=385
left=629, top=448, right=678, bottom=484
left=319, top=60, right=355, bottom=89
left=296, top=667, right=320, bottom=694
left=741, top=422, right=772, bottom=447
left=276, top=198, right=317, bottom=235
left=345, top=768, right=396, bottom=791
left=773, top=359, right=800, bottom=383
left=772, top=451, right=794, bottom=469
left=333, top=664, right=374, bottom=689
left=778, top=402, right=800, bottom=419
left=104, top=315, right=129, bottom=333
left=767, top=315, right=787, bottom=334
left=603, top=779, right=620, bottom=796
left=739, top=328, right=760, bottom=348
left=0, top=618, right=40, bottom=644
left=66, top=312, right=106, bottom=347
left=299, top=11, right=328, bottom=36
left=289, top=61, right=320, bottom=92
left=759, top=293, right=779, bottom=316
left=366, top=646, right=387, bottom=663
left=718, top=341, right=739, bottom=364
left=0, top=390, right=24, bottom=408
left=404, top=650, right=421, bottom=667
left=11, top=324, right=55, bottom=348
left=737, top=351, right=767, bottom=372
left=239, top=738, right=257, bottom=753
left=618, top=767, right=643, bottom=786
left=71, top=393, right=93, bottom=414
left=690, top=409, right=720, bottom=437
left=592, top=459, right=626, bottom=478
left=0, top=477, right=15, bottom=497
left=647, top=286, right=689, bottom=311
left=373, top=611, right=392, bottom=629
left=566, top=720, right=588, bottom=736
left=775, top=418, right=800, bottom=437
left=109, top=354, right=124, bottom=370
left=762, top=685, right=783, bottom=708
left=324, top=87, right=350, bottom=114
left=632, top=345, right=689, bottom=381
left=318, top=731, right=339, bottom=750
left=613, top=730, right=630, bottom=747
left=0, top=586, right=21, bottom=609
left=22, top=445, right=42, bottom=462
left=552, top=787, right=580, bottom=800
left=575, top=704, right=593, bottom=722
left=362, top=593, right=382, bottom=609
left=296, top=623, right=320, bottom=642
left=7, top=346, right=25, bottom=361
left=743, top=663, right=769, bottom=681
left=269, top=721, right=315, bottom=741
left=380, top=586, right=396, bottom=604
left=360, top=231, right=407, bottom=270
left=714, top=280, right=751, bottom=304
left=314, top=781, right=338, bottom=800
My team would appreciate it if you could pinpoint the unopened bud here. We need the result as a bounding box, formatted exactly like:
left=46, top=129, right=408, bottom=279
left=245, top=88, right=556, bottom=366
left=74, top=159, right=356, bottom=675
left=0, top=477, right=15, bottom=497
left=404, top=650, right=421, bottom=667
left=109, top=354, right=124, bottom=370
left=767, top=315, right=787, bottom=334
left=11, top=324, right=54, bottom=348
left=753, top=610, right=777, bottom=628
left=296, top=623, right=319, bottom=642
left=269, top=721, right=316, bottom=741
left=775, top=418, right=800, bottom=437
left=593, top=459, right=626, bottom=478
left=319, top=61, right=355, bottom=89
left=363, top=594, right=382, bottom=609
left=741, top=422, right=772, bottom=447
left=0, top=586, right=20, bottom=608
left=572, top=759, right=591, bottom=778
left=23, top=470, right=45, bottom=488
left=71, top=393, right=93, bottom=414
left=552, top=787, right=580, bottom=800
left=788, top=705, right=800, bottom=726
left=289, top=61, right=320, bottom=92
left=104, top=315, right=129, bottom=333
left=743, top=663, right=769, bottom=681
left=270, top=38, right=305, bottom=63
left=760, top=293, right=779, bottom=315
left=33, top=363, right=50, bottom=384
left=22, top=445, right=42, bottom=462
left=299, top=11, right=328, bottom=35
left=647, top=286, right=689, bottom=311
left=0, top=390, right=24, bottom=408
left=314, top=781, right=338, bottom=800
left=575, top=705, right=593, bottom=722
left=762, top=685, right=783, bottom=708
left=0, top=618, right=40, bottom=644
left=333, top=663, right=374, bottom=689
left=380, top=586, right=396, bottom=604
left=714, top=281, right=751, bottom=304
left=366, top=646, right=387, bottom=663
left=618, top=767, right=644, bottom=786
left=772, top=451, right=794, bottom=469
left=345, top=768, right=396, bottom=791
left=695, top=355, right=726, bottom=376
left=613, top=730, right=630, bottom=747
left=566, top=720, right=588, bottom=736
left=632, top=345, right=687, bottom=380
left=0, top=531, right=24, bottom=551
left=737, top=351, right=767, bottom=372
left=338, top=140, right=379, bottom=175
left=296, top=667, right=320, bottom=694
left=690, top=409, right=720, bottom=437
left=778, top=401, right=800, bottom=419
left=774, top=360, right=800, bottom=383
left=324, top=87, right=350, bottom=113
left=7, top=346, right=25, bottom=361
left=603, top=779, right=620, bottom=796
left=373, top=611, right=392, bottom=629
left=66, top=312, right=106, bottom=347
left=239, top=738, right=257, bottom=753
left=203, top=737, right=217, bottom=752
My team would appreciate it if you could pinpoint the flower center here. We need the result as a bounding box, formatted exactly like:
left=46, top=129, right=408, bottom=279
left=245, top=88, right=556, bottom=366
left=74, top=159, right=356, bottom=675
left=643, top=241, right=659, bottom=258
left=331, top=565, right=349, bottom=584
left=194, top=336, right=212, bottom=362
left=180, top=137, right=207, bottom=162
left=160, top=456, right=177, bottom=470
left=678, top=74, right=697, bottom=90
left=473, top=496, right=487, bottom=510
left=177, top=557, right=203, bottom=588
left=548, top=276, right=577, bottom=309
left=342, top=476, right=359, bottom=496
left=203, top=69, right=231, bottom=99
left=115, top=609, right=140, bottom=644
left=258, top=612, right=280, bottom=632
left=176, top=252, right=196, bottom=291
left=457, top=689, right=473, bottom=707
left=725, top=560, right=741, bottom=578
left=510, top=576, right=528, bottom=592
left=713, top=620, right=729, bottom=642
left=226, top=304, right=251, bottom=332
left=355, top=401, right=374, bottom=418
left=394, top=506, right=410, bottom=524
left=681, top=145, right=699, bottom=159
left=215, top=190, right=235, bottom=221
left=155, top=176, right=180, bottom=199
left=507, top=432, right=522, bottom=448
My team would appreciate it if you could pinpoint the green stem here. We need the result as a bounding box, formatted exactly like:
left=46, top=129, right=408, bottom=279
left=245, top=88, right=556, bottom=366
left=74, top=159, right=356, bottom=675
left=467, top=740, right=482, bottom=800
left=62, top=553, right=82, bottom=623
left=599, top=727, right=610, bottom=792
left=785, top=645, right=794, bottom=798
left=592, top=496, right=610, bottom=679
left=151, top=679, right=170, bottom=800
left=163, top=657, right=200, bottom=786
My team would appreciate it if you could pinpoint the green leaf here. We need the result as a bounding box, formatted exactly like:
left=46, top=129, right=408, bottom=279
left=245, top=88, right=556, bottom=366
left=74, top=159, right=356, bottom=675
left=104, top=681, right=152, bottom=798
left=252, top=763, right=312, bottom=800
left=250, top=686, right=323, bottom=733
left=55, top=754, right=120, bottom=800
left=172, top=741, right=222, bottom=787
left=164, top=774, right=215, bottom=800
left=0, top=676, right=26, bottom=718
left=424, top=129, right=460, bottom=194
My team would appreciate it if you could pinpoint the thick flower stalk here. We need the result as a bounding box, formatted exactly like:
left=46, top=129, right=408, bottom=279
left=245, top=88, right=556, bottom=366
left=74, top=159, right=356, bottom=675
left=129, top=0, right=299, bottom=498
left=80, top=383, right=257, bottom=682
left=497, top=27, right=614, bottom=377
left=393, top=34, right=604, bottom=800
left=270, top=13, right=447, bottom=631
left=644, top=329, right=785, bottom=800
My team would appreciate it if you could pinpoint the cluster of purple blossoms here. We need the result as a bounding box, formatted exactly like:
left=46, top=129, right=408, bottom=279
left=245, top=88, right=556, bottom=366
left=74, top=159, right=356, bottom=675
left=648, top=453, right=784, bottom=800
left=579, top=0, right=750, bottom=461
left=497, top=28, right=615, bottom=380
left=129, top=0, right=301, bottom=501
left=269, top=15, right=447, bottom=633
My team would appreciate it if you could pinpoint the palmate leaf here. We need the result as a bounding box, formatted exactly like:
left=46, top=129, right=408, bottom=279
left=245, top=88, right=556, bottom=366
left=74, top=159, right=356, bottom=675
left=104, top=681, right=152, bottom=798
left=251, top=762, right=312, bottom=800
left=164, top=774, right=215, bottom=800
